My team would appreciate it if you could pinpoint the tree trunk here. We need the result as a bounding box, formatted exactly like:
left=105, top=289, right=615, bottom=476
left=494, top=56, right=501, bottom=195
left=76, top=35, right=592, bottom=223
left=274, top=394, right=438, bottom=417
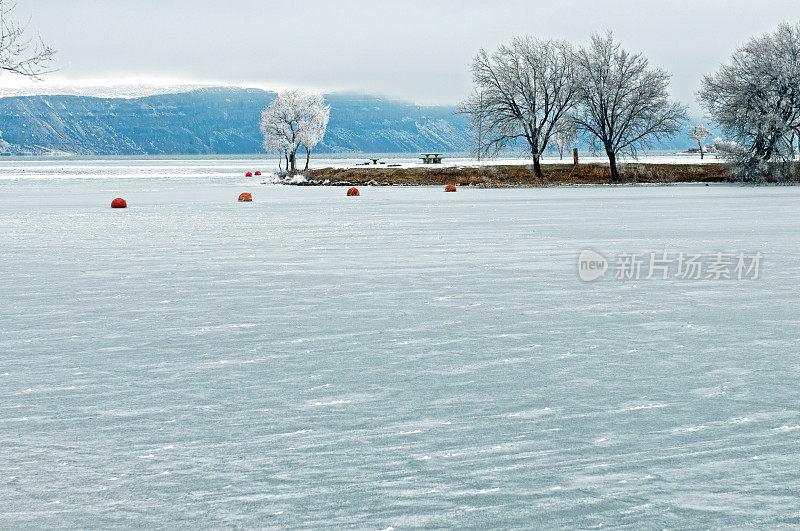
left=607, top=149, right=620, bottom=182
left=532, top=151, right=543, bottom=179
left=289, top=150, right=297, bottom=173
left=304, top=147, right=310, bottom=171
left=698, top=139, right=704, bottom=160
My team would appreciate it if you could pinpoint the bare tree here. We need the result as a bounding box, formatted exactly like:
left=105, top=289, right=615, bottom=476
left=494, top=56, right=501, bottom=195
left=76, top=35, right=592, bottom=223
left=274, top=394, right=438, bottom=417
left=0, top=0, right=56, bottom=79
left=464, top=89, right=487, bottom=162
left=552, top=118, right=577, bottom=160
left=573, top=32, right=687, bottom=181
left=699, top=23, right=800, bottom=181
left=260, top=91, right=330, bottom=173
left=688, top=125, right=712, bottom=159
left=460, top=37, right=579, bottom=178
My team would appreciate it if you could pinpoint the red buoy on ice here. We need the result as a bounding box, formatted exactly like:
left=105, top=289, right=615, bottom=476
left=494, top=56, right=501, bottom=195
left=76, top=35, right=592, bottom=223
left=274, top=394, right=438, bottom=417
left=245, top=172, right=253, bottom=177
left=445, top=184, right=457, bottom=192
left=347, top=187, right=360, bottom=196
left=111, top=197, right=127, bottom=208
left=238, top=192, right=253, bottom=202
left=254, top=171, right=262, bottom=176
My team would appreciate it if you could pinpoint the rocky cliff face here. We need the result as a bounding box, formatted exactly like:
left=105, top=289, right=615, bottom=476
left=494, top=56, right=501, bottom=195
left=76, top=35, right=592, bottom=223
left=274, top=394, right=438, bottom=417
left=0, top=87, right=470, bottom=155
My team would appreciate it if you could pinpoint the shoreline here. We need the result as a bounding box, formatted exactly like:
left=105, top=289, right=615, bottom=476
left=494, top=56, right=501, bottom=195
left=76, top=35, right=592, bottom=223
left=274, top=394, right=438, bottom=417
left=299, top=163, right=732, bottom=187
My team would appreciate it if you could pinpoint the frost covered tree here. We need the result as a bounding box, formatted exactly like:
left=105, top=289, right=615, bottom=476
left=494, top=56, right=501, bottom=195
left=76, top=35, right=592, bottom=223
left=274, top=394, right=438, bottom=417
left=262, top=122, right=290, bottom=173
left=460, top=37, right=579, bottom=178
left=0, top=0, right=55, bottom=79
left=298, top=101, right=329, bottom=171
left=699, top=23, right=800, bottom=181
left=260, top=91, right=330, bottom=173
left=688, top=125, right=712, bottom=159
left=573, top=32, right=687, bottom=181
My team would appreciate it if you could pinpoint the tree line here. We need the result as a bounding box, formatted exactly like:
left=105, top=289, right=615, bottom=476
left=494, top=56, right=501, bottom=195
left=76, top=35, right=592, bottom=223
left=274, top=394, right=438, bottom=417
left=463, top=24, right=800, bottom=182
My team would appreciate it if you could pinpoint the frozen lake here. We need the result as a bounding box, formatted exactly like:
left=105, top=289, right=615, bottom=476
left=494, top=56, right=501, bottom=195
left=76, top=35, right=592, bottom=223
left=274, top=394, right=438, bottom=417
left=0, top=150, right=718, bottom=181
left=1, top=165, right=799, bottom=528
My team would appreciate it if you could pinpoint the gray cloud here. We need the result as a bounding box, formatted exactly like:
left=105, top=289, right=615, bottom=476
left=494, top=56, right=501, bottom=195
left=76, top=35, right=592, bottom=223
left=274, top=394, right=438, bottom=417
left=13, top=0, right=800, bottom=114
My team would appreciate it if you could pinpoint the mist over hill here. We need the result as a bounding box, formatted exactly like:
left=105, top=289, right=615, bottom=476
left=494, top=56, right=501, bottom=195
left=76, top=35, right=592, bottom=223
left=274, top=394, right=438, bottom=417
left=0, top=86, right=694, bottom=156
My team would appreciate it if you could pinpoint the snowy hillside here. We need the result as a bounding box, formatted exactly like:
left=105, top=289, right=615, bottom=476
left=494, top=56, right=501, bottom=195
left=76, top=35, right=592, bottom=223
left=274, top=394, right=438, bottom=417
left=0, top=87, right=470, bottom=155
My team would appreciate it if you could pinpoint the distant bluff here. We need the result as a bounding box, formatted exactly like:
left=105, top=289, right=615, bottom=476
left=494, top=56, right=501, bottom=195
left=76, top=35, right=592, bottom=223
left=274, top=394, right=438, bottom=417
left=0, top=87, right=470, bottom=156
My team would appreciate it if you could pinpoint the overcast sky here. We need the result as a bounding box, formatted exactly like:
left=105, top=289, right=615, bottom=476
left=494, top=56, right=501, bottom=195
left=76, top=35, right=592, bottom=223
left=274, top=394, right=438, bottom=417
left=10, top=0, right=800, bottom=114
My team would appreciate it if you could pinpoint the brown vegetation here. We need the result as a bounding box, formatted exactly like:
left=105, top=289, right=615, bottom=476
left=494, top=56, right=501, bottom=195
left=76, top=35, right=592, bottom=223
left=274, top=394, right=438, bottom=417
left=303, top=163, right=731, bottom=187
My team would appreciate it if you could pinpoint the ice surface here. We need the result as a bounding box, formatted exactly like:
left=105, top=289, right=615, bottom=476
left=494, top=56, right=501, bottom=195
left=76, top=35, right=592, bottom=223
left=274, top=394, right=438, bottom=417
left=1, top=160, right=799, bottom=528
left=0, top=152, right=720, bottom=182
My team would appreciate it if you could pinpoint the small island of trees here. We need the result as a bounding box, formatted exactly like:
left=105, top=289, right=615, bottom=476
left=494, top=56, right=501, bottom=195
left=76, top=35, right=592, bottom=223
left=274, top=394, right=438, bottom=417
left=462, top=23, right=800, bottom=183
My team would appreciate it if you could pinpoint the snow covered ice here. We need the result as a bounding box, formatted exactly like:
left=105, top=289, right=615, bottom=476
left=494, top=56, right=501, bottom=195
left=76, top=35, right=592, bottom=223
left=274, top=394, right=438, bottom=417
left=1, top=159, right=799, bottom=528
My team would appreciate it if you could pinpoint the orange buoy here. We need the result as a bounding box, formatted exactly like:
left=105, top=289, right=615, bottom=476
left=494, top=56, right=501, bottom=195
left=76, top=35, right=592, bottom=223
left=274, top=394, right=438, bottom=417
left=111, top=197, right=127, bottom=208
left=238, top=192, right=253, bottom=202
left=347, top=187, right=360, bottom=197
left=245, top=172, right=253, bottom=177
left=445, top=184, right=457, bottom=192
left=254, top=171, right=262, bottom=176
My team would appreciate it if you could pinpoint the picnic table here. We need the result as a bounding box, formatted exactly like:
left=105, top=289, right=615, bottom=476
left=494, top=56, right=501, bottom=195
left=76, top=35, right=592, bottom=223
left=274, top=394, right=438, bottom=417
left=420, top=153, right=443, bottom=164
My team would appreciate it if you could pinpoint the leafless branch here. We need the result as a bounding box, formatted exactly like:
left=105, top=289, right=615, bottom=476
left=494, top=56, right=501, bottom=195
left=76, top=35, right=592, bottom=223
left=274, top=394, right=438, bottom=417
left=0, top=0, right=56, bottom=80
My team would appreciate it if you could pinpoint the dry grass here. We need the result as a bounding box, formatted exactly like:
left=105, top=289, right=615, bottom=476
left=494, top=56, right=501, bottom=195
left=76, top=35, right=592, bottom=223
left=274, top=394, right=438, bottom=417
left=304, top=163, right=732, bottom=187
